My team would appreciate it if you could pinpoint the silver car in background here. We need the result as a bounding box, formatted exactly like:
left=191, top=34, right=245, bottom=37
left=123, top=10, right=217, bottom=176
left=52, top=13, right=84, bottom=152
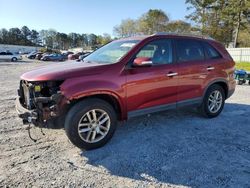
left=0, top=52, right=22, bottom=62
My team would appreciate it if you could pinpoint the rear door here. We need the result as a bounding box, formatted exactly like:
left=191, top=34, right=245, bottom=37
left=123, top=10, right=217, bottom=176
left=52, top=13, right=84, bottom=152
left=126, top=38, right=179, bottom=115
left=174, top=38, right=207, bottom=103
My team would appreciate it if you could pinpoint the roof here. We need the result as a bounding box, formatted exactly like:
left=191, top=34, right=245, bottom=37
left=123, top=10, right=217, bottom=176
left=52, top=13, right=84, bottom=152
left=116, top=32, right=215, bottom=42
left=153, top=32, right=215, bottom=40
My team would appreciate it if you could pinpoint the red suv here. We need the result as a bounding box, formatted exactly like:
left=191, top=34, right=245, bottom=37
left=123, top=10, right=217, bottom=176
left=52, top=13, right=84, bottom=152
left=16, top=33, right=236, bottom=150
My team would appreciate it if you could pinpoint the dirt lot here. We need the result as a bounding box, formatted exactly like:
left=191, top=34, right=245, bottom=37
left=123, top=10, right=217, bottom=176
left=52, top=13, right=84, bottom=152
left=0, top=60, right=249, bottom=188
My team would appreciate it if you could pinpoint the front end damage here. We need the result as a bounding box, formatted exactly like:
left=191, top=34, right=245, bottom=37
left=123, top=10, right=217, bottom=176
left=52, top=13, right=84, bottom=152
left=15, top=80, right=68, bottom=127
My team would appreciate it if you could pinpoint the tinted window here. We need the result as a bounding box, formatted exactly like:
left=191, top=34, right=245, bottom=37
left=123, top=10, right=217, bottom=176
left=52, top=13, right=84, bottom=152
left=6, top=52, right=13, bottom=55
left=0, top=52, right=6, bottom=55
left=136, top=39, right=173, bottom=65
left=176, top=39, right=204, bottom=62
left=203, top=42, right=221, bottom=59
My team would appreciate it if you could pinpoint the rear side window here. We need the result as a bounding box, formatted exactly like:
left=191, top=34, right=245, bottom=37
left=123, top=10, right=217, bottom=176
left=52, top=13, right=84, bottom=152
left=203, top=42, right=222, bottom=59
left=0, top=52, right=6, bottom=55
left=6, top=52, right=13, bottom=55
left=175, top=39, right=204, bottom=62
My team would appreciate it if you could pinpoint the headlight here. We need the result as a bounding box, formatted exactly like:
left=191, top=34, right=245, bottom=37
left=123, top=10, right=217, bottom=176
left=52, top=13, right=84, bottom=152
left=34, top=85, right=41, bottom=92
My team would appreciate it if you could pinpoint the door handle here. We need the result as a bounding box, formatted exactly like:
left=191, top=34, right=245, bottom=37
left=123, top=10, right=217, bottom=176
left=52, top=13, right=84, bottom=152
left=207, top=66, right=215, bottom=71
left=167, top=72, right=178, bottom=77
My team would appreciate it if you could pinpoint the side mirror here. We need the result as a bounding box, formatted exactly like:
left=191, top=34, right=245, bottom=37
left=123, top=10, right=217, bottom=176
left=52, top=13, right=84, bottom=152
left=133, top=57, right=153, bottom=67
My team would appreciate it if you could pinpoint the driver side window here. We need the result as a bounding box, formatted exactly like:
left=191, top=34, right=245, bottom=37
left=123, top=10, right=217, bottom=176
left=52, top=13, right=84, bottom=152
left=136, top=39, right=173, bottom=65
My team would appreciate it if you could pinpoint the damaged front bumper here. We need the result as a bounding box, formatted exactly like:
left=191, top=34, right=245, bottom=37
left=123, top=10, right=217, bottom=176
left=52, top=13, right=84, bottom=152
left=15, top=93, right=68, bottom=126
left=15, top=97, right=37, bottom=124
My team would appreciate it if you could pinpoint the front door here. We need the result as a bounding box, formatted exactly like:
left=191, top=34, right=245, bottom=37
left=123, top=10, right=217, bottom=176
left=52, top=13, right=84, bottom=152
left=125, top=38, right=178, bottom=116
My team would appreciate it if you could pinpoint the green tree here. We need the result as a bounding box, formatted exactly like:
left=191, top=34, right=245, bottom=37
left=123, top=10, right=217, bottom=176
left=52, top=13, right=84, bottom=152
left=81, top=34, right=88, bottom=47
left=59, top=32, right=70, bottom=50
left=8, top=28, right=23, bottom=45
left=101, top=33, right=112, bottom=45
left=68, top=32, right=80, bottom=48
left=30, top=29, right=40, bottom=46
left=166, top=20, right=192, bottom=33
left=226, top=0, right=250, bottom=47
left=39, top=29, right=57, bottom=49
left=238, top=25, right=250, bottom=47
left=87, top=33, right=97, bottom=47
left=21, top=26, right=31, bottom=45
left=113, top=19, right=138, bottom=37
left=138, top=9, right=169, bottom=34
left=186, top=0, right=250, bottom=47
left=185, top=0, right=213, bottom=34
left=0, top=28, right=9, bottom=44
left=114, top=9, right=170, bottom=37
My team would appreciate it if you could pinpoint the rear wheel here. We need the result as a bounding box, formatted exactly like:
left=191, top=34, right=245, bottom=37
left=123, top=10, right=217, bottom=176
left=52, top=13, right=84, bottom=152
left=199, top=84, right=225, bottom=118
left=11, top=57, right=17, bottom=62
left=65, top=98, right=117, bottom=150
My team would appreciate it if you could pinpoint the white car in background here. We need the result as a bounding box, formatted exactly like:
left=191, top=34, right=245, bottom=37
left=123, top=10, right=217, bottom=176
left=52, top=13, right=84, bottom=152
left=0, top=52, right=22, bottom=62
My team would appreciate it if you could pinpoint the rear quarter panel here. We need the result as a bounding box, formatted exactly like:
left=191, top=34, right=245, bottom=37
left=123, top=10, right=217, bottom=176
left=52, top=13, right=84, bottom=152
left=203, top=40, right=236, bottom=96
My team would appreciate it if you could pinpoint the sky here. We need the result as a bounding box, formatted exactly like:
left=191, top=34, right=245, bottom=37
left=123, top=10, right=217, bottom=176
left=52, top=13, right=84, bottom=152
left=0, top=0, right=191, bottom=35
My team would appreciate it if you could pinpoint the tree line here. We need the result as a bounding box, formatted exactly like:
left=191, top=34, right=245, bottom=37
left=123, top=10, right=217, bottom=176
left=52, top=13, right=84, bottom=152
left=0, top=0, right=249, bottom=49
left=113, top=9, right=193, bottom=37
left=114, top=0, right=250, bottom=47
left=0, top=26, right=112, bottom=50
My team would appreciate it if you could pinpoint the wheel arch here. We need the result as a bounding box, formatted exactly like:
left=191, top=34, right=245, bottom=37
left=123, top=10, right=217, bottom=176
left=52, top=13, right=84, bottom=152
left=203, top=79, right=229, bottom=99
left=11, top=57, right=17, bottom=61
left=69, top=93, right=125, bottom=121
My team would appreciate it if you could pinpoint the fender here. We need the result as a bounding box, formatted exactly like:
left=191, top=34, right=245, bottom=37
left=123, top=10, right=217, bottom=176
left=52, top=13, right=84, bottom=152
left=60, top=77, right=127, bottom=119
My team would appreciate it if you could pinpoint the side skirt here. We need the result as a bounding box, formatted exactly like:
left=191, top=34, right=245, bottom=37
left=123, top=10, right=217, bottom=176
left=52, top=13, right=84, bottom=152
left=127, top=97, right=203, bottom=119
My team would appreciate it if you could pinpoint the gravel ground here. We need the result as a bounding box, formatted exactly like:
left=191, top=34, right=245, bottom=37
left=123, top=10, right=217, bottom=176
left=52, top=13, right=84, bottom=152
left=0, top=60, right=249, bottom=188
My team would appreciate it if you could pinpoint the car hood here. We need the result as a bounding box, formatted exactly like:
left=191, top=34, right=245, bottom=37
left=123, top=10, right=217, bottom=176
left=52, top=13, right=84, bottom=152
left=21, top=61, right=103, bottom=81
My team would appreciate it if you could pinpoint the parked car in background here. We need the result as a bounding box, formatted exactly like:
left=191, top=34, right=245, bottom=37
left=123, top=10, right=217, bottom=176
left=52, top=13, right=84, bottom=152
left=16, top=33, right=236, bottom=150
left=68, top=52, right=85, bottom=60
left=61, top=51, right=73, bottom=61
left=35, top=52, right=44, bottom=60
left=41, top=53, right=66, bottom=61
left=0, top=52, right=22, bottom=62
left=62, top=51, right=74, bottom=57
left=27, top=51, right=38, bottom=59
left=76, top=52, right=91, bottom=62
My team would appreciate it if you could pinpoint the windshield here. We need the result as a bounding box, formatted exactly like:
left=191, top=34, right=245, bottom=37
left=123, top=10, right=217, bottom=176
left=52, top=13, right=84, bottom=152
left=84, top=40, right=139, bottom=64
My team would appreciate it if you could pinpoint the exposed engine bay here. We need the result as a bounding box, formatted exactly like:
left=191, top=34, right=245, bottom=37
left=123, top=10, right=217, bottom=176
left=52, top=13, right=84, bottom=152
left=17, top=80, right=67, bottom=126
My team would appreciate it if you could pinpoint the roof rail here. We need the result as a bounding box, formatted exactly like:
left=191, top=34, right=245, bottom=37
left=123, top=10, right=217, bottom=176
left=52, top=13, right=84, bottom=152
left=152, top=32, right=214, bottom=40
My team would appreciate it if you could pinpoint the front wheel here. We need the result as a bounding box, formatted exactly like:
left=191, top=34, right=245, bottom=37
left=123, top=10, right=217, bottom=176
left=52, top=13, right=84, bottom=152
left=199, top=84, right=225, bottom=118
left=65, top=98, right=117, bottom=150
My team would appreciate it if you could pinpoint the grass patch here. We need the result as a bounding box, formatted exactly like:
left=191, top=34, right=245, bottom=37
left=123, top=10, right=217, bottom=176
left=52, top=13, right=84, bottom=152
left=235, top=62, right=250, bottom=71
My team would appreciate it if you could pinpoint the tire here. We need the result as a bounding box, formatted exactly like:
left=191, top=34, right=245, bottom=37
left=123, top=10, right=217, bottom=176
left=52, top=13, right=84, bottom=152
left=199, top=84, right=225, bottom=118
left=238, top=80, right=244, bottom=85
left=65, top=98, right=117, bottom=150
left=11, top=57, right=17, bottom=62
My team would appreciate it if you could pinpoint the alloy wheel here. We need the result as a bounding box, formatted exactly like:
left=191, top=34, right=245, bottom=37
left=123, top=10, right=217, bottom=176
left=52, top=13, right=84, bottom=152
left=208, top=90, right=223, bottom=113
left=78, top=109, right=111, bottom=143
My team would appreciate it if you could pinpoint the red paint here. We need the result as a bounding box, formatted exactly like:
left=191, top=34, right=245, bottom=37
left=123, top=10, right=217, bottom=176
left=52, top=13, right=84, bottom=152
left=21, top=34, right=236, bottom=120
